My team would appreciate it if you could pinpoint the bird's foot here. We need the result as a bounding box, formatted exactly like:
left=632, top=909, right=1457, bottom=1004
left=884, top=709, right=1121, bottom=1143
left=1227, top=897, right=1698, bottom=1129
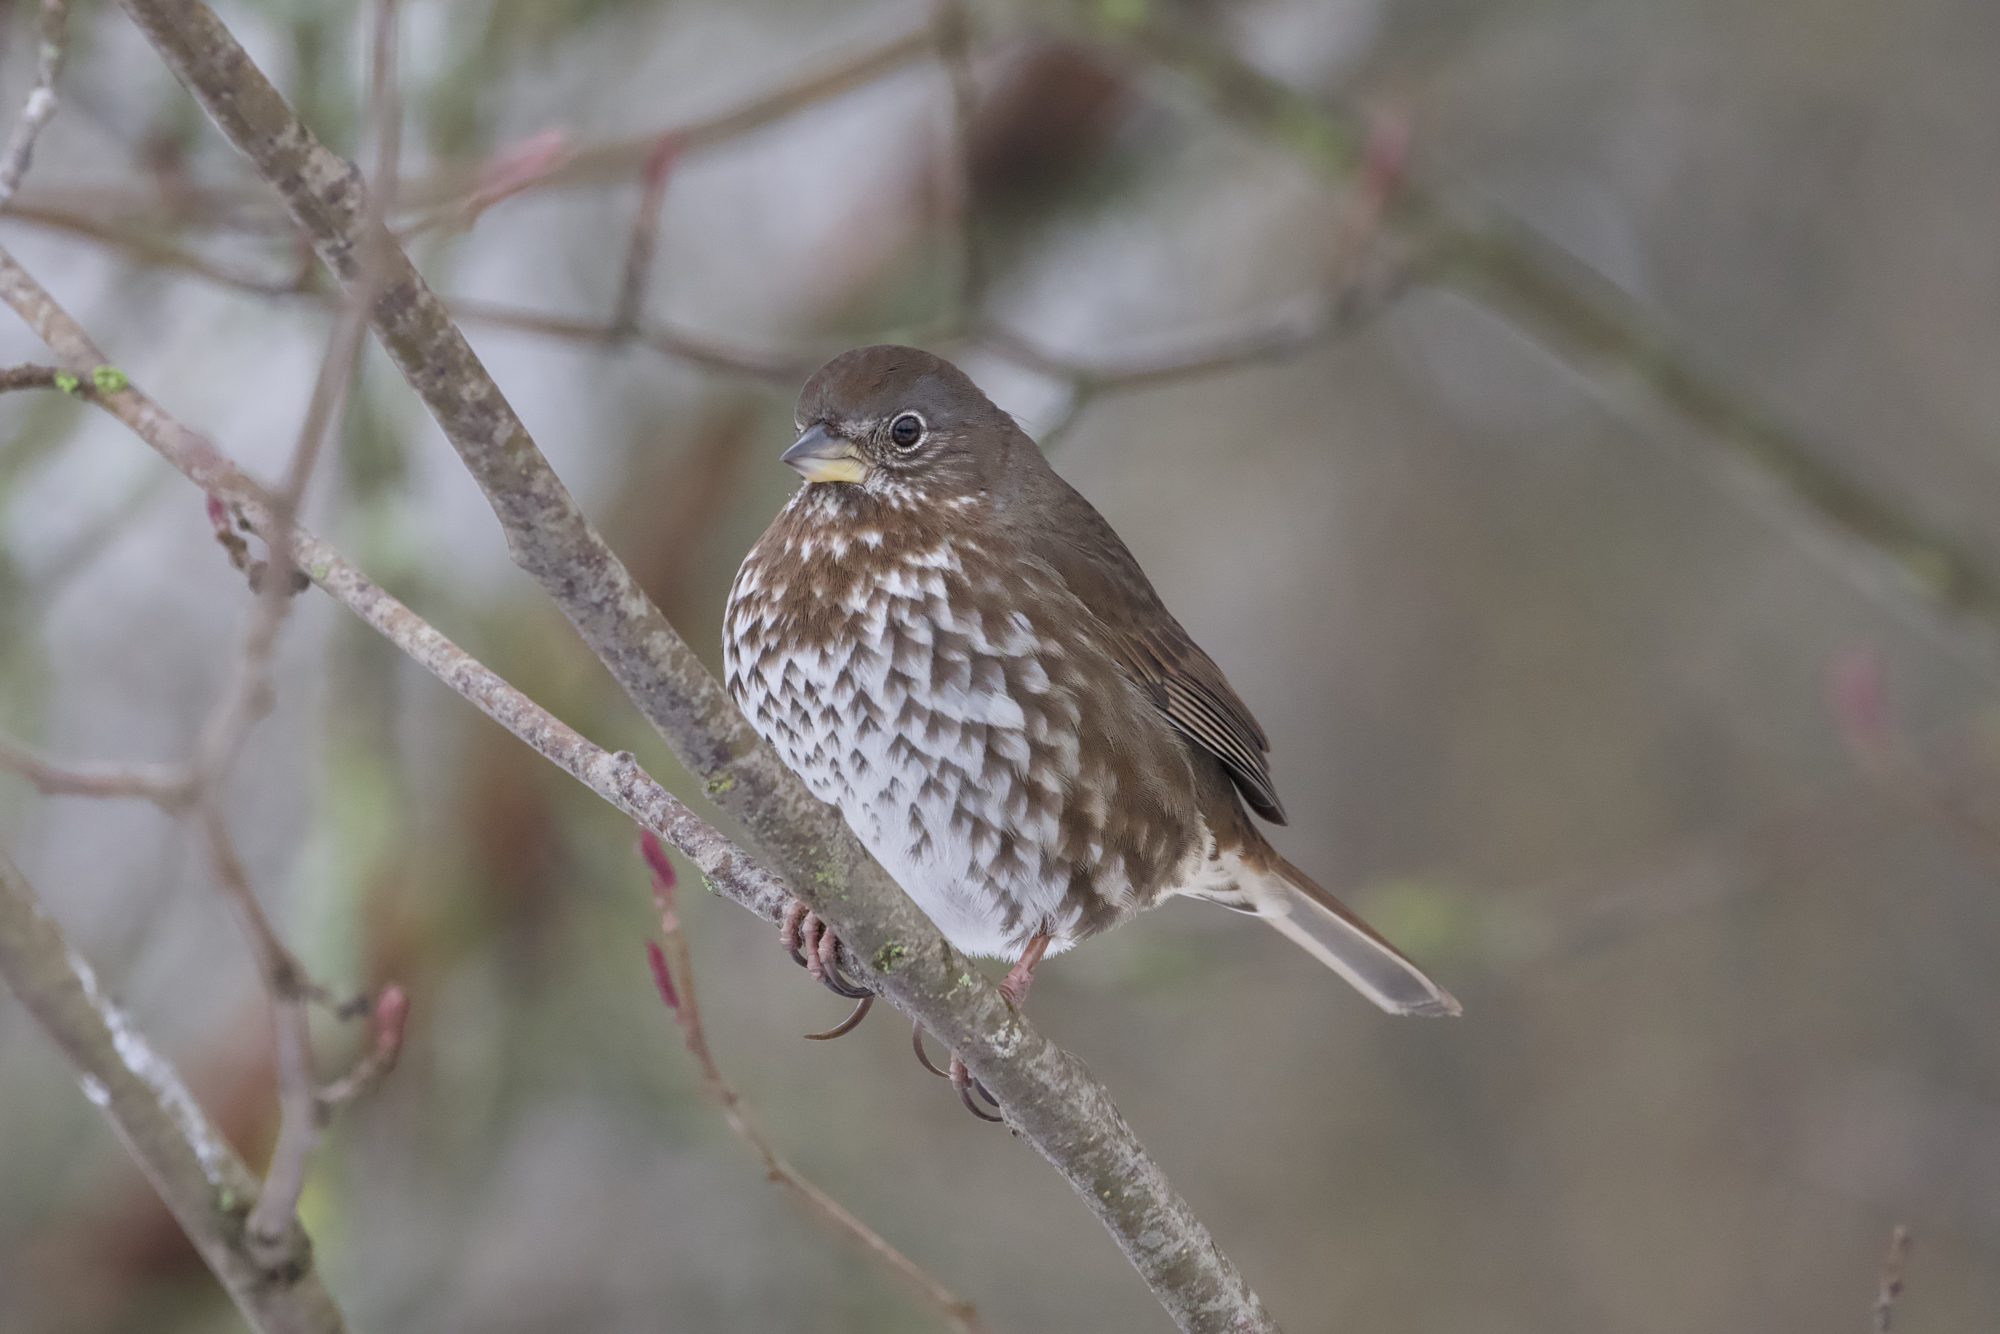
left=779, top=901, right=875, bottom=1040
left=904, top=934, right=1051, bottom=1124
left=999, top=932, right=1052, bottom=1009
left=911, top=1023, right=1002, bottom=1122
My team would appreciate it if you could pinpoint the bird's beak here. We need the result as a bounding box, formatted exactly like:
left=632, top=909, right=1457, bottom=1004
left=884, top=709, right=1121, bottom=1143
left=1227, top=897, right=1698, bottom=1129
left=781, top=423, right=868, bottom=485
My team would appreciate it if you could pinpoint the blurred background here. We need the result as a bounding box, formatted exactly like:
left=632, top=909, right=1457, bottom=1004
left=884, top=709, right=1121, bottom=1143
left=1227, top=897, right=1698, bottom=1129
left=4, top=0, right=1999, bottom=1330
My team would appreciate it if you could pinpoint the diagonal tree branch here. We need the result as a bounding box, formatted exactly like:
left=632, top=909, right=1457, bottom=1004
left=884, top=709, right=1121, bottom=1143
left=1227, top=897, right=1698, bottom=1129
left=0, top=250, right=794, bottom=929
left=0, top=227, right=1267, bottom=1329
left=97, top=2, right=1279, bottom=1328
left=0, top=848, right=352, bottom=1334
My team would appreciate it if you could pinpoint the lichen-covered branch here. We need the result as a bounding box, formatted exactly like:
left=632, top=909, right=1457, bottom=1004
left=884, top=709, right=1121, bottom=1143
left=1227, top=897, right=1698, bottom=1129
left=0, top=849, right=352, bottom=1334
left=104, top=2, right=1279, bottom=1327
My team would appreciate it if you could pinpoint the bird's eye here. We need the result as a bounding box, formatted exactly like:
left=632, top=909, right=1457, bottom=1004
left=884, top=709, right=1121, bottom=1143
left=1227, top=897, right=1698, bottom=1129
left=888, top=412, right=926, bottom=451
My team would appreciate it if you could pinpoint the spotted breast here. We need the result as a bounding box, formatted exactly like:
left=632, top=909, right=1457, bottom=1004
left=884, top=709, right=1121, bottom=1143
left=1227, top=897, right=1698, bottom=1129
left=724, top=483, right=1201, bottom=960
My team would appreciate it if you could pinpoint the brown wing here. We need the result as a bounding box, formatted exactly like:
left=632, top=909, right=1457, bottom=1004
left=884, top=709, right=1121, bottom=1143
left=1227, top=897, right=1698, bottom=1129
left=1029, top=487, right=1288, bottom=825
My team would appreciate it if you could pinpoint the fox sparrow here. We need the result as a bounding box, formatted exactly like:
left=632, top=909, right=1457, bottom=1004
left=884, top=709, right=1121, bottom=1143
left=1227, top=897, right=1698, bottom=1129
left=725, top=347, right=1458, bottom=1113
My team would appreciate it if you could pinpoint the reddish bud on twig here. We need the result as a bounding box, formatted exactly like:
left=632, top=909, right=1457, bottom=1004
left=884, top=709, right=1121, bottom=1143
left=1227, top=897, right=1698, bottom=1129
left=205, top=492, right=253, bottom=574
left=464, top=129, right=573, bottom=224
left=639, top=829, right=678, bottom=907
left=1358, top=109, right=1412, bottom=203
left=370, top=983, right=409, bottom=1073
left=609, top=133, right=683, bottom=336
left=646, top=939, right=681, bottom=1013
left=641, top=133, right=682, bottom=195
left=318, top=981, right=411, bottom=1108
left=1827, top=648, right=1893, bottom=758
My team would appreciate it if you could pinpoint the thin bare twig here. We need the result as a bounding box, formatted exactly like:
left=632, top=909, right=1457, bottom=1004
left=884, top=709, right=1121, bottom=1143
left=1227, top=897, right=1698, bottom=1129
left=3, top=20, right=937, bottom=237
left=0, top=15, right=336, bottom=1253
left=441, top=298, right=811, bottom=381
left=0, top=742, right=331, bottom=1119
left=12, top=194, right=1411, bottom=405
left=195, top=805, right=322, bottom=1265
left=0, top=732, right=197, bottom=805
left=393, top=128, right=573, bottom=239
left=0, top=210, right=815, bottom=379
left=212, top=0, right=404, bottom=1262
left=317, top=984, right=408, bottom=1108
left=343, top=21, right=949, bottom=230
left=609, top=134, right=680, bottom=337
left=0, top=0, right=69, bottom=212
left=0, top=358, right=134, bottom=398
left=933, top=0, right=983, bottom=325
left=641, top=835, right=991, bottom=1334
left=0, top=0, right=408, bottom=1276
left=981, top=264, right=1412, bottom=395
left=0, top=727, right=374, bottom=1273
left=1873, top=1224, right=1911, bottom=1334
left=0, top=243, right=799, bottom=932
left=3, top=202, right=314, bottom=291
left=7, top=82, right=1416, bottom=412
left=0, top=849, right=352, bottom=1334
left=0, top=360, right=63, bottom=392
left=973, top=102, right=1415, bottom=434
left=1826, top=651, right=2000, bottom=882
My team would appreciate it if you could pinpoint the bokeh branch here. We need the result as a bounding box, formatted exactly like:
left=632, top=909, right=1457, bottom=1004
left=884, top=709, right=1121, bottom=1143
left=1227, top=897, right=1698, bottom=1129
left=1, top=245, right=974, bottom=1334
left=1873, top=1225, right=1912, bottom=1334
left=0, top=0, right=406, bottom=1287
left=0, top=245, right=798, bottom=928
left=100, top=2, right=1277, bottom=1328
left=0, top=0, right=69, bottom=211
left=1102, top=9, right=2000, bottom=670
left=0, top=849, right=353, bottom=1334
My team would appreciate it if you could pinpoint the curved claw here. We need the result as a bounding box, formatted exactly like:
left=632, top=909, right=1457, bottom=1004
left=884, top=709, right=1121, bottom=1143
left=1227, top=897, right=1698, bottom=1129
left=950, top=1054, right=1003, bottom=1123
left=911, top=1023, right=949, bottom=1078
left=782, top=902, right=874, bottom=1000
left=817, top=940, right=873, bottom=1000
left=959, top=1083, right=1003, bottom=1122
left=780, top=902, right=810, bottom=971
left=804, top=994, right=874, bottom=1041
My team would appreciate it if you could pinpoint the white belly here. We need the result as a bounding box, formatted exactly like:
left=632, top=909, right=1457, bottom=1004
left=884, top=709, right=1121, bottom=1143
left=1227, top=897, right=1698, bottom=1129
left=726, top=542, right=1094, bottom=958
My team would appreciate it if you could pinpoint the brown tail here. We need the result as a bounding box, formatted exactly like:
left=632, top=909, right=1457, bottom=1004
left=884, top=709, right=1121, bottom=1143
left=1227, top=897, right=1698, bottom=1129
left=1249, top=857, right=1462, bottom=1018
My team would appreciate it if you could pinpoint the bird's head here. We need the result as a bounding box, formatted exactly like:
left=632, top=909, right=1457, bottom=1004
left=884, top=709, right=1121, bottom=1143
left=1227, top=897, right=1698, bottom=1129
left=782, top=345, right=1020, bottom=501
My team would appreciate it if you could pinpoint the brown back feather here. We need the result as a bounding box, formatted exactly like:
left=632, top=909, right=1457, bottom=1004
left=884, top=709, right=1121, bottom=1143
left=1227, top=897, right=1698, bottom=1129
left=1012, top=467, right=1288, bottom=825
